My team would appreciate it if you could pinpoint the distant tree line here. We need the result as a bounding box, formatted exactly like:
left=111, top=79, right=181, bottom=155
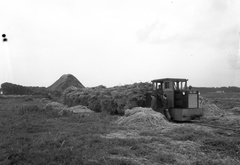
left=1, top=82, right=239, bottom=96
left=193, top=86, right=240, bottom=93
left=1, top=82, right=48, bottom=96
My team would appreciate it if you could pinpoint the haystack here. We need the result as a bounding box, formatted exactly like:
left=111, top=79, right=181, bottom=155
left=202, top=103, right=225, bottom=116
left=115, top=107, right=171, bottom=128
left=48, top=74, right=84, bottom=94
left=62, top=82, right=152, bottom=114
left=200, top=97, right=225, bottom=117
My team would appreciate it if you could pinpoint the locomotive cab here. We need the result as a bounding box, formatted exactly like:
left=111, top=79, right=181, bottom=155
left=151, top=78, right=203, bottom=121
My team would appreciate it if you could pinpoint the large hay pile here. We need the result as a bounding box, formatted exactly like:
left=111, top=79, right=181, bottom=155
left=48, top=74, right=84, bottom=93
left=202, top=103, right=225, bottom=117
left=200, top=97, right=225, bottom=117
left=63, top=83, right=152, bottom=114
left=200, top=97, right=240, bottom=127
left=47, top=74, right=85, bottom=99
left=115, top=107, right=171, bottom=128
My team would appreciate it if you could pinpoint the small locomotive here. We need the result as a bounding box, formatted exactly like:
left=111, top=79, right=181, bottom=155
left=149, top=78, right=203, bottom=121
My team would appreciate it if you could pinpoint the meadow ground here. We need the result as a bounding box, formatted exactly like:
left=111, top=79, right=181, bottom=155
left=0, top=93, right=240, bottom=165
left=201, top=92, right=240, bottom=110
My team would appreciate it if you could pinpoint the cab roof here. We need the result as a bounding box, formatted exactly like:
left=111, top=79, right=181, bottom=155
left=151, top=78, right=188, bottom=83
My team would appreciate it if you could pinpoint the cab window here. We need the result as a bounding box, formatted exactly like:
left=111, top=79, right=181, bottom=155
left=164, top=82, right=170, bottom=89
left=152, top=83, right=157, bottom=90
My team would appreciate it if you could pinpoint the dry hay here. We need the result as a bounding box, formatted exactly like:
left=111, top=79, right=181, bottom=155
left=217, top=115, right=240, bottom=127
left=45, top=101, right=93, bottom=115
left=62, top=86, right=79, bottom=96
left=48, top=74, right=84, bottom=93
left=67, top=105, right=93, bottom=113
left=200, top=97, right=225, bottom=117
left=229, top=107, right=240, bottom=114
left=115, top=107, right=171, bottom=128
left=62, top=82, right=152, bottom=115
left=45, top=101, right=66, bottom=111
left=200, top=98, right=240, bottom=127
left=202, top=103, right=225, bottom=117
left=170, top=140, right=200, bottom=156
left=199, top=96, right=209, bottom=108
left=100, top=130, right=140, bottom=139
left=47, top=74, right=85, bottom=100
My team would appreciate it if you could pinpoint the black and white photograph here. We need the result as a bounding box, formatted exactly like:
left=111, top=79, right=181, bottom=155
left=0, top=0, right=240, bottom=164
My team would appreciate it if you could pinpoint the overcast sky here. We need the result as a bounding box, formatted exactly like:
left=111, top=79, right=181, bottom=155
left=0, top=0, right=240, bottom=88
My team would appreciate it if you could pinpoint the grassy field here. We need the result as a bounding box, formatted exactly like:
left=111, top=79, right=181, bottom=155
left=201, top=92, right=240, bottom=109
left=0, top=94, right=240, bottom=165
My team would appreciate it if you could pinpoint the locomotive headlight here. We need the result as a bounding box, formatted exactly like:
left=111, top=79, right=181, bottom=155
left=182, top=92, right=185, bottom=95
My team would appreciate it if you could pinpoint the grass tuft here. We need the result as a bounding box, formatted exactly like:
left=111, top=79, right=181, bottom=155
left=163, top=126, right=215, bottom=141
left=18, top=105, right=42, bottom=115
left=200, top=138, right=240, bottom=158
left=151, top=151, right=177, bottom=164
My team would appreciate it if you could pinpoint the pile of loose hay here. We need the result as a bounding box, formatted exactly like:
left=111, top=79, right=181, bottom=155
left=45, top=101, right=93, bottom=115
left=45, top=102, right=66, bottom=111
left=200, top=97, right=225, bottom=117
left=202, top=103, right=225, bottom=117
left=199, top=96, right=209, bottom=108
left=115, top=107, right=171, bottom=128
left=47, top=74, right=85, bottom=100
left=100, top=130, right=140, bottom=139
left=48, top=74, right=84, bottom=93
left=62, top=82, right=152, bottom=114
left=67, top=105, right=93, bottom=113
left=200, top=97, right=240, bottom=127
left=218, top=116, right=240, bottom=127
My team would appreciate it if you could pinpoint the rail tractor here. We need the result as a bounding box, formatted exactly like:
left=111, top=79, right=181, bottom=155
left=148, top=78, right=203, bottom=121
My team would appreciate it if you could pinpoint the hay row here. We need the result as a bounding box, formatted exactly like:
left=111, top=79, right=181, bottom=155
left=115, top=107, right=171, bottom=128
left=45, top=101, right=93, bottom=115
left=62, top=83, right=152, bottom=114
